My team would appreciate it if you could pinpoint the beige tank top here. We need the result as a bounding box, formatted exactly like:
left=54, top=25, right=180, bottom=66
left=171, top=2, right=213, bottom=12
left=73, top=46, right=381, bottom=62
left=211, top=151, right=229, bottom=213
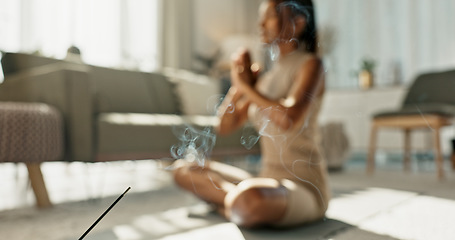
left=248, top=50, right=330, bottom=209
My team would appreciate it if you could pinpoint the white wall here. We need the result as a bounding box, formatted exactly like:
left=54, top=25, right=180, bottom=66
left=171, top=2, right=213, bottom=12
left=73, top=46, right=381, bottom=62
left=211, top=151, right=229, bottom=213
left=161, top=0, right=194, bottom=70
left=162, top=0, right=263, bottom=71
left=193, top=0, right=262, bottom=57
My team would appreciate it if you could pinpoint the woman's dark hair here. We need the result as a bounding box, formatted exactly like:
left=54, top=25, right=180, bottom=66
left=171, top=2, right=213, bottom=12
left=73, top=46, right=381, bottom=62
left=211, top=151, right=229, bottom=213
left=273, top=0, right=318, bottom=53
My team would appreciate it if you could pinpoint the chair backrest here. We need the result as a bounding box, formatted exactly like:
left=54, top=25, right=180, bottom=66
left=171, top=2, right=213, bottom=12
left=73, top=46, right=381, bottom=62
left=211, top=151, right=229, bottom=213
left=402, top=69, right=455, bottom=107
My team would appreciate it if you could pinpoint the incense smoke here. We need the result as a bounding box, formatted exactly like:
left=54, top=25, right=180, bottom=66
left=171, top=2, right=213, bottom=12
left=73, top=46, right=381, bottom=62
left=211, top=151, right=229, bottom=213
left=170, top=94, right=261, bottom=167
left=170, top=124, right=216, bottom=167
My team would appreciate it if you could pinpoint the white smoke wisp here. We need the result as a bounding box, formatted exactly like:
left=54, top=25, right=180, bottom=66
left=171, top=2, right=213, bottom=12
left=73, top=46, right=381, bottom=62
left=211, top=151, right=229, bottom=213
left=168, top=94, right=223, bottom=168
left=267, top=1, right=314, bottom=64
left=208, top=94, right=261, bottom=151
left=207, top=94, right=236, bottom=116
left=256, top=106, right=292, bottom=144
left=240, top=126, right=261, bottom=150
left=277, top=1, right=312, bottom=23
left=168, top=93, right=263, bottom=170
left=207, top=94, right=223, bottom=116
left=170, top=124, right=216, bottom=167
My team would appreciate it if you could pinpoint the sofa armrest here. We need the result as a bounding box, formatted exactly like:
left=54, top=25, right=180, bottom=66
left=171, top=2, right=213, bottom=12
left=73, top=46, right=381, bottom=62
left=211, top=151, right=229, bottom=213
left=0, top=63, right=94, bottom=161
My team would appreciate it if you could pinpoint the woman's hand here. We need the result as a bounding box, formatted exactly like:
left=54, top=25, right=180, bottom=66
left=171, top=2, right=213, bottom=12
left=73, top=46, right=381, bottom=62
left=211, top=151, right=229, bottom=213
left=230, top=48, right=258, bottom=90
left=217, top=48, right=259, bottom=136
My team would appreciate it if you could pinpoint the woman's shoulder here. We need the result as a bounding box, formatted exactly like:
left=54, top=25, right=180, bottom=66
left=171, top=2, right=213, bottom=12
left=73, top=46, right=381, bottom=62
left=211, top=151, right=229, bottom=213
left=294, top=52, right=325, bottom=92
left=288, top=50, right=320, bottom=65
left=296, top=52, right=323, bottom=72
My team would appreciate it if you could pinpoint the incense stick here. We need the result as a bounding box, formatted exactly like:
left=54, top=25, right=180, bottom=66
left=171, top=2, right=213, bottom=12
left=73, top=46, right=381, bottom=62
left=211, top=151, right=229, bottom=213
left=79, top=187, right=131, bottom=240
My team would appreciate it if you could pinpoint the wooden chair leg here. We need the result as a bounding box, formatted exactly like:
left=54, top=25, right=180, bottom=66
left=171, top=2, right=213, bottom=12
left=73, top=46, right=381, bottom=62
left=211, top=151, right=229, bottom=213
left=432, top=128, right=445, bottom=180
left=367, top=124, right=378, bottom=174
left=452, top=152, right=455, bottom=171
left=26, top=163, right=52, bottom=208
left=403, top=129, right=411, bottom=171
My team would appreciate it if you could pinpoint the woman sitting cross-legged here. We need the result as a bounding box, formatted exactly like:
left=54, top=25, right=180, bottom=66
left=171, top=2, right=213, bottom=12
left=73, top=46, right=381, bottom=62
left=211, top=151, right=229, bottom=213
left=173, top=0, right=330, bottom=228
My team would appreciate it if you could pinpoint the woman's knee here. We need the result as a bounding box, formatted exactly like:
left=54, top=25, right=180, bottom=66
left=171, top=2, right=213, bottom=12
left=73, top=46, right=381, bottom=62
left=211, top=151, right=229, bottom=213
left=225, top=187, right=264, bottom=227
left=172, top=160, right=199, bottom=190
left=224, top=179, right=287, bottom=228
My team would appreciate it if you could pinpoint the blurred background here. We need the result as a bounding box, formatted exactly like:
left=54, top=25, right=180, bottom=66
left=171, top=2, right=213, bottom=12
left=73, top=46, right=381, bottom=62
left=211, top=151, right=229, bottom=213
left=1, top=1, right=455, bottom=239
left=1, top=0, right=454, bottom=87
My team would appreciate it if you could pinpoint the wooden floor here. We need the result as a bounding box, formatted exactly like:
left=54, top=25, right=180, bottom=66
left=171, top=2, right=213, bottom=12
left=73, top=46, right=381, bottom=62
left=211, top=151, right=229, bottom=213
left=1, top=155, right=455, bottom=240
left=0, top=160, right=172, bottom=211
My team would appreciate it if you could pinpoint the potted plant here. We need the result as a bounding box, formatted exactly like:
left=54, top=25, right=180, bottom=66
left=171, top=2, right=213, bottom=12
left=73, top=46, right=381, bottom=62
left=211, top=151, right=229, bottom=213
left=358, top=58, right=375, bottom=89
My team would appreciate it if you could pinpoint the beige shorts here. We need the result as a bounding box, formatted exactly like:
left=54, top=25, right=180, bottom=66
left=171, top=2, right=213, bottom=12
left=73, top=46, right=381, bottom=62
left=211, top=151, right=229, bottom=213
left=273, top=179, right=326, bottom=227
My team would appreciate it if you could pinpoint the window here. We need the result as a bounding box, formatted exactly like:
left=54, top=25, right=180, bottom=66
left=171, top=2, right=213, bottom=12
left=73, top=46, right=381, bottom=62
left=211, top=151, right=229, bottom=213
left=0, top=0, right=161, bottom=71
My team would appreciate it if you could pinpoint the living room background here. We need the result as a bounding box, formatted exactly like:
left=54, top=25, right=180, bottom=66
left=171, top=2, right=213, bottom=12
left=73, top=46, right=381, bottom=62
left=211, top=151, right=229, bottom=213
left=1, top=0, right=454, bottom=89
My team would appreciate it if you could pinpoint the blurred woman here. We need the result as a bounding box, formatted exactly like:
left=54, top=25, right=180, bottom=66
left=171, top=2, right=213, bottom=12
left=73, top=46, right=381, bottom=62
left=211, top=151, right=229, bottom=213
left=173, top=0, right=329, bottom=228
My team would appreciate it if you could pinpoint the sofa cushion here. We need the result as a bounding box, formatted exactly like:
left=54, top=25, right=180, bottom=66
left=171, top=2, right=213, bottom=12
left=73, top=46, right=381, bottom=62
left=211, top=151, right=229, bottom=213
left=96, top=113, right=259, bottom=161
left=97, top=113, right=185, bottom=160
left=91, top=67, right=157, bottom=113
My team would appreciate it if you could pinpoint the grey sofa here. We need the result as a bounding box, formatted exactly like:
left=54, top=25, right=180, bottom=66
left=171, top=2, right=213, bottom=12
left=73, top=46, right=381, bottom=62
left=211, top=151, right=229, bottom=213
left=0, top=52, right=260, bottom=163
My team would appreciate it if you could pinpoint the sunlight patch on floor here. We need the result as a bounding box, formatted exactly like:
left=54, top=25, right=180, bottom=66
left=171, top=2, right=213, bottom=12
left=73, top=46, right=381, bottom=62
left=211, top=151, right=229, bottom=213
left=156, top=223, right=245, bottom=240
left=91, top=204, right=230, bottom=240
left=327, top=187, right=418, bottom=225
left=0, top=160, right=173, bottom=211
left=132, top=206, right=214, bottom=237
left=327, top=187, right=455, bottom=240
left=113, top=225, right=143, bottom=240
left=360, top=195, right=455, bottom=240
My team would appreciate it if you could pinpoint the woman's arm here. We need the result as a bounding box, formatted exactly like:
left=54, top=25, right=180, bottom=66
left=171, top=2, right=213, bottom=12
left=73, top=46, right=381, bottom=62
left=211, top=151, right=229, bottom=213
left=216, top=87, right=251, bottom=135
left=233, top=52, right=324, bottom=131
left=216, top=49, right=260, bottom=136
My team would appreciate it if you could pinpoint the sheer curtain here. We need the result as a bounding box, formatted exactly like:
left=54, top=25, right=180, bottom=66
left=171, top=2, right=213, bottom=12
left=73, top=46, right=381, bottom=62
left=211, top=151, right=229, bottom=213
left=0, top=0, right=161, bottom=71
left=316, top=0, right=455, bottom=89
